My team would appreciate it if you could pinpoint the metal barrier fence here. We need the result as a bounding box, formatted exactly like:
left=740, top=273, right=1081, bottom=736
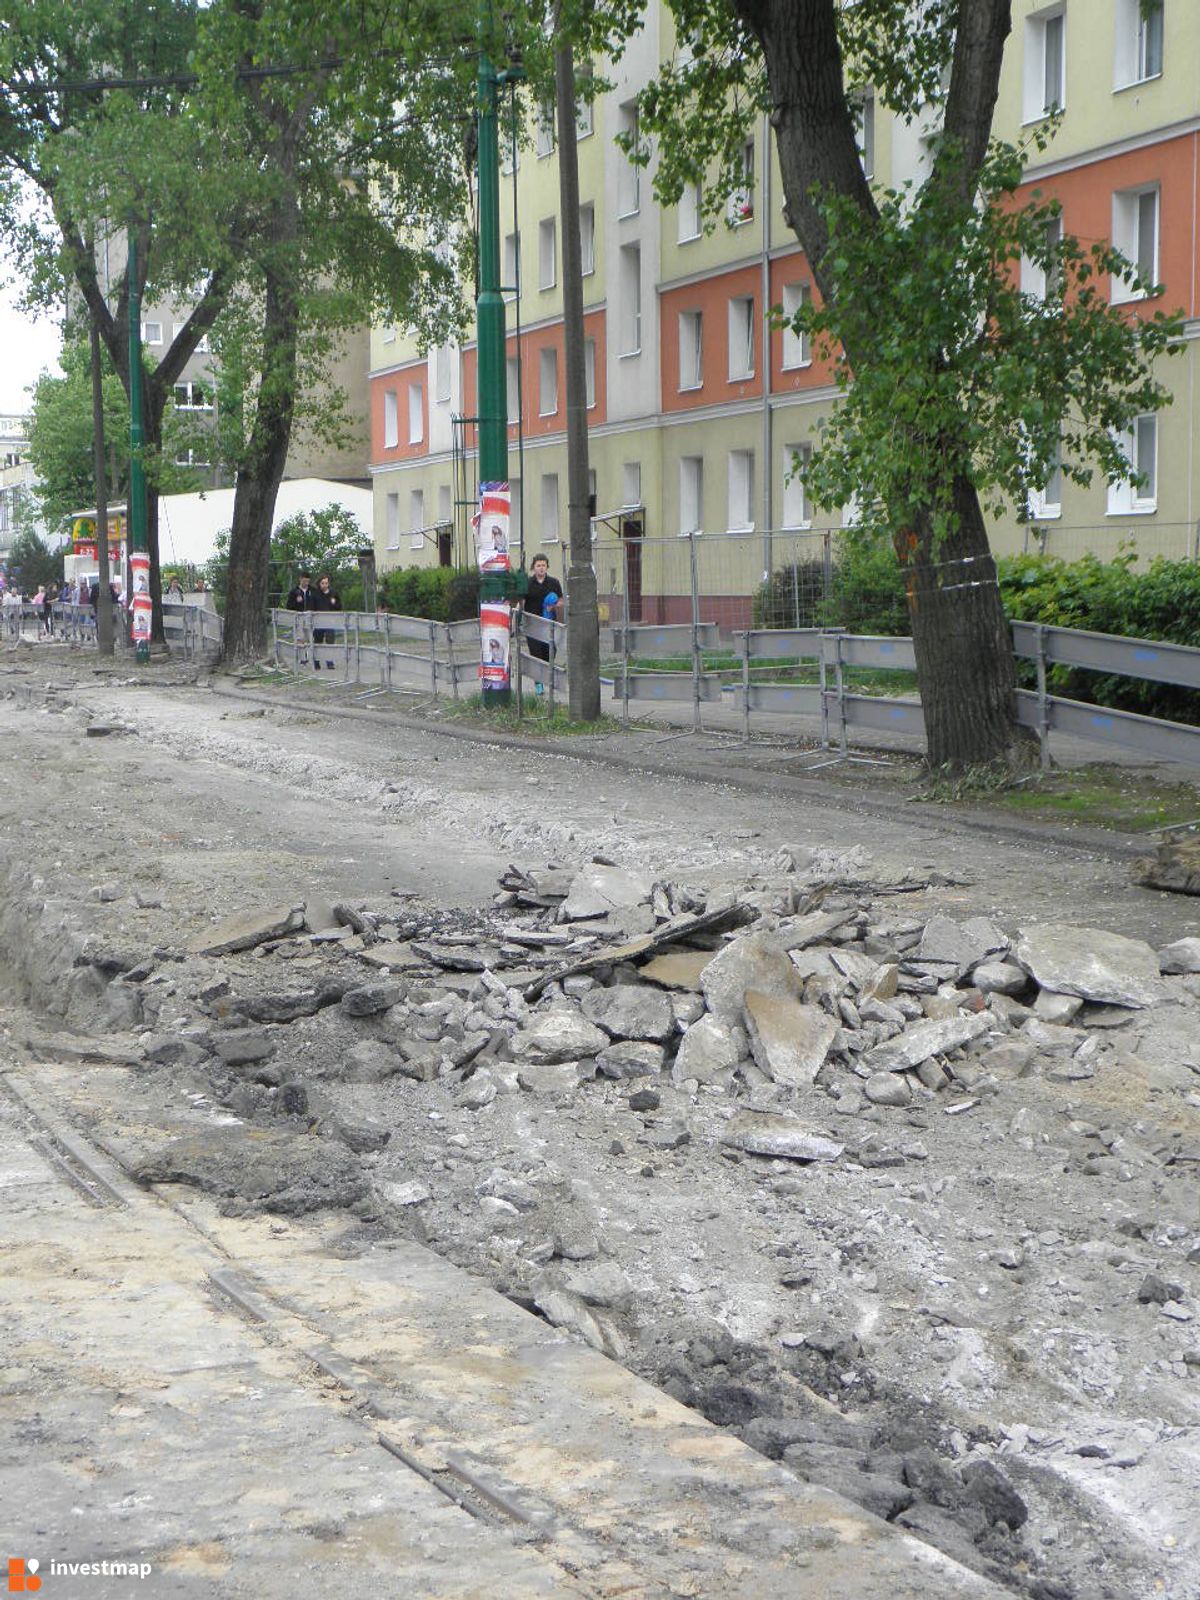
left=1, top=599, right=221, bottom=659
left=268, top=607, right=567, bottom=712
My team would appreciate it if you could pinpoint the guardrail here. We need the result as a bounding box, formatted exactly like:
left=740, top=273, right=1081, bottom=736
left=1, top=599, right=221, bottom=658
left=609, top=617, right=1200, bottom=769
left=268, top=607, right=566, bottom=712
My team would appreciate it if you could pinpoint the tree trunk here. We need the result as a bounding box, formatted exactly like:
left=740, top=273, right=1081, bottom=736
left=221, top=184, right=302, bottom=664
left=555, top=37, right=601, bottom=721
left=902, top=476, right=1025, bottom=770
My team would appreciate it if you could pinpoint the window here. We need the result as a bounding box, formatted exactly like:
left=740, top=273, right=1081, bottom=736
left=538, top=346, right=558, bottom=416
left=728, top=295, right=755, bottom=381
left=141, top=320, right=163, bottom=346
left=576, top=62, right=594, bottom=137
left=408, top=382, right=424, bottom=445
left=855, top=93, right=875, bottom=180
left=385, top=491, right=401, bottom=550
left=1112, top=185, right=1159, bottom=301
left=384, top=390, right=398, bottom=449
left=678, top=310, right=703, bottom=391
left=1028, top=440, right=1063, bottom=520
left=622, top=462, right=641, bottom=507
left=780, top=283, right=811, bottom=369
left=782, top=443, right=811, bottom=528
left=409, top=488, right=425, bottom=550
left=584, top=338, right=596, bottom=408
left=1115, top=0, right=1163, bottom=86
left=536, top=97, right=556, bottom=157
left=503, top=230, right=519, bottom=297
left=730, top=140, right=754, bottom=224
left=727, top=449, right=754, bottom=532
left=679, top=178, right=702, bottom=242
left=618, top=102, right=641, bottom=216
left=173, top=381, right=213, bottom=411
left=1022, top=213, right=1064, bottom=300
left=620, top=243, right=642, bottom=355
left=438, top=483, right=452, bottom=526
left=174, top=446, right=210, bottom=468
left=680, top=456, right=703, bottom=533
left=382, top=326, right=396, bottom=345
left=538, top=217, right=557, bottom=290
left=506, top=356, right=520, bottom=422
left=579, top=203, right=595, bottom=275
left=195, top=333, right=210, bottom=354
left=1108, top=415, right=1157, bottom=513
left=540, top=472, right=560, bottom=544
left=1024, top=7, right=1065, bottom=121
left=588, top=467, right=598, bottom=518
left=434, top=345, right=452, bottom=404
left=500, top=126, right=519, bottom=176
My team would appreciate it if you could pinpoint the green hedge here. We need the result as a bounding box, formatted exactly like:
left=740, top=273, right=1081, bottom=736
left=378, top=565, right=478, bottom=622
left=757, top=541, right=1200, bottom=723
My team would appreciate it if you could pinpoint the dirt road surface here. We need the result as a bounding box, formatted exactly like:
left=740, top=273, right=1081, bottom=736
left=1, top=654, right=1197, bottom=1600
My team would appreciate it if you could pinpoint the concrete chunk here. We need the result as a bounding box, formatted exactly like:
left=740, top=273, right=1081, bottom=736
left=640, top=950, right=712, bottom=990
left=702, top=933, right=803, bottom=1023
left=863, top=1012, right=991, bottom=1073
left=1016, top=924, right=1165, bottom=1009
left=721, top=1112, right=843, bottom=1164
left=743, top=990, right=838, bottom=1087
left=188, top=904, right=305, bottom=956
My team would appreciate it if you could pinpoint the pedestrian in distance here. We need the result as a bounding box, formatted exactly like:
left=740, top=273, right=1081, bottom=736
left=285, top=570, right=317, bottom=664
left=312, top=572, right=342, bottom=672
left=165, top=575, right=185, bottom=601
left=522, top=553, right=563, bottom=696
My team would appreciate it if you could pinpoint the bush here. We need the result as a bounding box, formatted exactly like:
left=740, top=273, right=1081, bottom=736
left=997, top=551, right=1200, bottom=724
left=378, top=565, right=477, bottom=621
left=753, top=557, right=830, bottom=629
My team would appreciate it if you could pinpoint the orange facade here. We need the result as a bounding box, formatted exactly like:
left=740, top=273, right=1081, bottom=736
left=460, top=309, right=607, bottom=441
left=1017, top=130, right=1199, bottom=320
left=370, top=361, right=429, bottom=462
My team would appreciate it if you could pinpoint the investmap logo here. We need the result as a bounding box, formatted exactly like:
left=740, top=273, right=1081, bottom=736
left=8, top=1558, right=153, bottom=1589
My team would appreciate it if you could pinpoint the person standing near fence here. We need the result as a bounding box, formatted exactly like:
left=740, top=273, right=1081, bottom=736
left=285, top=570, right=317, bottom=664
left=311, top=572, right=342, bottom=671
left=522, top=554, right=563, bottom=695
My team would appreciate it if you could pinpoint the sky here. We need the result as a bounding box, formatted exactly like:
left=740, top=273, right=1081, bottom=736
left=0, top=276, right=62, bottom=416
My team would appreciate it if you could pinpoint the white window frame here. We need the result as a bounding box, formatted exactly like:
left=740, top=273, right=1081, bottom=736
left=728, top=295, right=755, bottom=381
left=506, top=356, right=520, bottom=422
left=780, top=282, right=811, bottom=369
left=620, top=243, right=642, bottom=356
left=540, top=472, right=560, bottom=545
left=434, top=344, right=452, bottom=404
left=576, top=64, right=594, bottom=137
left=618, top=101, right=641, bottom=217
left=173, top=380, right=213, bottom=411
left=383, top=390, right=398, bottom=450
left=385, top=491, right=400, bottom=550
left=782, top=443, right=811, bottom=529
left=408, top=382, right=424, bottom=445
left=727, top=449, right=755, bottom=534
left=622, top=462, right=641, bottom=507
left=585, top=338, right=597, bottom=409
left=503, top=230, right=520, bottom=300
left=1111, top=184, right=1159, bottom=302
left=729, top=139, right=754, bottom=225
left=438, top=483, right=452, bottom=528
left=679, top=456, right=703, bottom=535
left=141, top=320, right=163, bottom=346
left=409, top=487, right=425, bottom=551
left=538, top=347, right=559, bottom=417
left=678, top=310, right=703, bottom=391
left=1107, top=415, right=1157, bottom=515
left=535, top=98, right=556, bottom=157
left=1024, top=6, right=1066, bottom=123
left=1114, top=0, right=1163, bottom=88
left=538, top=217, right=557, bottom=290
left=855, top=92, right=875, bottom=180
left=678, top=178, right=702, bottom=242
left=1027, top=440, right=1063, bottom=520
left=579, top=203, right=595, bottom=276
left=1021, top=213, right=1064, bottom=301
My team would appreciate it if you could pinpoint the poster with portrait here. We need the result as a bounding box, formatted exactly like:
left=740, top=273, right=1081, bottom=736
left=479, top=600, right=512, bottom=690
left=130, top=550, right=152, bottom=645
left=475, top=482, right=511, bottom=573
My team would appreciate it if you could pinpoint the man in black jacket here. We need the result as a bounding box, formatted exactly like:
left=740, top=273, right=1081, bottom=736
left=312, top=572, right=342, bottom=672
left=285, top=571, right=317, bottom=665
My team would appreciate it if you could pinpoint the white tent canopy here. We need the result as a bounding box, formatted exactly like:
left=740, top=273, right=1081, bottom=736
left=156, top=478, right=373, bottom=568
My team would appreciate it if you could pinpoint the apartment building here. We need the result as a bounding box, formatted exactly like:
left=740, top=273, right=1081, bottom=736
left=369, top=0, right=1200, bottom=626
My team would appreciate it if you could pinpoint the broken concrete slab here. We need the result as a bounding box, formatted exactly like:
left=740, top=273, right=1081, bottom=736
left=672, top=1015, right=742, bottom=1085
left=131, top=1127, right=369, bottom=1214
left=561, top=864, right=654, bottom=921
left=702, top=932, right=803, bottom=1024
left=340, top=981, right=403, bottom=1018
left=596, top=1040, right=666, bottom=1079
left=188, top=904, right=305, bottom=956
left=355, top=940, right=425, bottom=971
left=1159, top=937, right=1200, bottom=975
left=777, top=907, right=858, bottom=950
left=211, top=1028, right=276, bottom=1065
left=743, top=990, right=838, bottom=1088
left=720, top=1113, right=844, bottom=1164
left=972, top=961, right=1028, bottom=997
left=918, top=915, right=1007, bottom=972
left=515, top=1010, right=609, bottom=1064
left=1016, top=924, right=1165, bottom=1009
left=582, top=984, right=674, bottom=1042
left=864, top=1071, right=912, bottom=1107
left=1033, top=990, right=1084, bottom=1025
left=863, top=1012, right=992, bottom=1073
left=516, top=1060, right=583, bottom=1094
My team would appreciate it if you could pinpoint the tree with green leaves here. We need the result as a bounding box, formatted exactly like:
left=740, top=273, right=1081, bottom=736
left=596, top=0, right=1179, bottom=769
left=3, top=524, right=62, bottom=594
